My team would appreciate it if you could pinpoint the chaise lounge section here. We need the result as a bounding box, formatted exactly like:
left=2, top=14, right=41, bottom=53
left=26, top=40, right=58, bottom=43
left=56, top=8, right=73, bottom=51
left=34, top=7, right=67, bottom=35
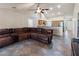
left=0, top=29, right=18, bottom=48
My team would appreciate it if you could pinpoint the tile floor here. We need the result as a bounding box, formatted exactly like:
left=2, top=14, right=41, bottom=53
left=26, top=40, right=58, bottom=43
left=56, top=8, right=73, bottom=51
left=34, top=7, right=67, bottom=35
left=0, top=31, right=72, bottom=56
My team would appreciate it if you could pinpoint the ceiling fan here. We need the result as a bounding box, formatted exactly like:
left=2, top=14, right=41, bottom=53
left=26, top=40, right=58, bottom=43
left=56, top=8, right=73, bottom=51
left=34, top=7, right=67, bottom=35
left=35, top=3, right=49, bottom=14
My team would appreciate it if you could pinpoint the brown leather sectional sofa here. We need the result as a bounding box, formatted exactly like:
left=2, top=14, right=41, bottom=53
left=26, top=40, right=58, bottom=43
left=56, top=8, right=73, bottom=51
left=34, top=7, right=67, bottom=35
left=0, top=27, right=53, bottom=48
left=71, top=38, right=79, bottom=56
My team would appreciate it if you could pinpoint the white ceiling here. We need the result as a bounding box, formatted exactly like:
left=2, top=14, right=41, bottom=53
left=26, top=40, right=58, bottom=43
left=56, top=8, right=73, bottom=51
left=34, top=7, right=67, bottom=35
left=0, top=3, right=75, bottom=16
left=39, top=3, right=75, bottom=16
left=0, top=3, right=34, bottom=9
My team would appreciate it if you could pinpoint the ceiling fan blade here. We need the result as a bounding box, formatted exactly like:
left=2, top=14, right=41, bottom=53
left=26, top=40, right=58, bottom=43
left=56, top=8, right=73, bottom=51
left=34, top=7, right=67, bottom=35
left=41, top=11, right=44, bottom=13
left=29, top=3, right=37, bottom=9
left=45, top=9, right=49, bottom=10
left=37, top=3, right=40, bottom=7
left=26, top=3, right=38, bottom=11
left=42, top=9, right=49, bottom=10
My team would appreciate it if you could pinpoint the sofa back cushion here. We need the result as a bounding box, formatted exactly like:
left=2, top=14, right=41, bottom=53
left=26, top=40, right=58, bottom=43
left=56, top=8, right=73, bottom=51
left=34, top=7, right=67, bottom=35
left=42, top=29, right=53, bottom=35
left=9, top=28, right=16, bottom=33
left=23, top=27, right=30, bottom=33
left=15, top=28, right=24, bottom=34
left=0, top=29, right=10, bottom=35
left=36, top=28, right=42, bottom=34
left=28, top=28, right=37, bottom=33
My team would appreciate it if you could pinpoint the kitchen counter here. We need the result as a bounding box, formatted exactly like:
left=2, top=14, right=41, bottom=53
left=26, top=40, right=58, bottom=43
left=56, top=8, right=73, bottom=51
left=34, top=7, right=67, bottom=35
left=37, top=26, right=63, bottom=36
left=28, top=26, right=63, bottom=36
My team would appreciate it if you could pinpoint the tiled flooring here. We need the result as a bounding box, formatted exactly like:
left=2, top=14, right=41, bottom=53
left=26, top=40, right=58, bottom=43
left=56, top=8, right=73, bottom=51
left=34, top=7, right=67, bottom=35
left=0, top=31, right=72, bottom=56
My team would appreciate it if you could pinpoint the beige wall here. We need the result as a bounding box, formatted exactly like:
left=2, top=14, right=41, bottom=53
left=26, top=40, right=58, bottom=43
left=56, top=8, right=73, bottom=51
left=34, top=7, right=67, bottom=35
left=0, top=9, right=30, bottom=29
left=0, top=7, right=75, bottom=38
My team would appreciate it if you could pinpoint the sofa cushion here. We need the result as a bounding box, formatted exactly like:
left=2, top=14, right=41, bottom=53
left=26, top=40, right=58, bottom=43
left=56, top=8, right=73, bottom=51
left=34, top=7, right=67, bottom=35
left=0, top=29, right=10, bottom=35
left=0, top=36, right=14, bottom=47
left=38, top=34, right=48, bottom=40
left=29, top=28, right=37, bottom=33
left=15, top=28, right=24, bottom=34
left=9, top=28, right=16, bottom=33
left=18, top=33, right=31, bottom=41
left=31, top=33, right=38, bottom=39
left=36, top=28, right=42, bottom=34
left=42, top=28, right=53, bottom=34
left=10, top=33, right=19, bottom=42
left=23, top=28, right=30, bottom=33
left=0, top=34, right=10, bottom=38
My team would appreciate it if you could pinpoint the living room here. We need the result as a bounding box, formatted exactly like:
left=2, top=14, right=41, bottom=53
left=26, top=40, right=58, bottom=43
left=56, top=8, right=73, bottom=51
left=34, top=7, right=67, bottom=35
left=0, top=2, right=78, bottom=56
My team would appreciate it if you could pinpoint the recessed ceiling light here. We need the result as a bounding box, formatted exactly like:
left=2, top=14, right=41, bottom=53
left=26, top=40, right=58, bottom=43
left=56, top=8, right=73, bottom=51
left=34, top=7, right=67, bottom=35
left=49, top=7, right=53, bottom=10
left=52, top=13, right=55, bottom=16
left=57, top=5, right=61, bottom=8
left=12, top=7, right=16, bottom=9
left=57, top=12, right=61, bottom=15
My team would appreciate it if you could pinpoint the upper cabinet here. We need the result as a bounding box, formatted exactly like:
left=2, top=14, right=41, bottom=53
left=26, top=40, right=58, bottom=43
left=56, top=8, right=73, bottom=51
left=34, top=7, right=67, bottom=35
left=37, top=19, right=63, bottom=27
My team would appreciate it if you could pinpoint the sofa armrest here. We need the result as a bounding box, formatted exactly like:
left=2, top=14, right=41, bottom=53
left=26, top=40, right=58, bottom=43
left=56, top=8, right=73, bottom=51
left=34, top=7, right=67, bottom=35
left=71, top=38, right=79, bottom=56
left=0, top=34, right=10, bottom=38
left=0, top=36, right=14, bottom=48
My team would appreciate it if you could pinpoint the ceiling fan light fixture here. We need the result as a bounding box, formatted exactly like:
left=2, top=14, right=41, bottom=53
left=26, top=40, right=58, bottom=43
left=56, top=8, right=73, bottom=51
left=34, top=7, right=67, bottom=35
left=57, top=4, right=61, bottom=8
left=36, top=7, right=41, bottom=13
left=37, top=10, right=41, bottom=13
left=49, top=7, right=53, bottom=10
left=35, top=3, right=49, bottom=14
left=37, top=7, right=40, bottom=10
left=57, top=12, right=61, bottom=15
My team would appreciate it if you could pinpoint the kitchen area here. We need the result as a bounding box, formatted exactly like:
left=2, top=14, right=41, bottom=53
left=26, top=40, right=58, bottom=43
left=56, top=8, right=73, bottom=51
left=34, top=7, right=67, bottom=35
left=37, top=19, right=64, bottom=36
left=28, top=18, right=64, bottom=36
